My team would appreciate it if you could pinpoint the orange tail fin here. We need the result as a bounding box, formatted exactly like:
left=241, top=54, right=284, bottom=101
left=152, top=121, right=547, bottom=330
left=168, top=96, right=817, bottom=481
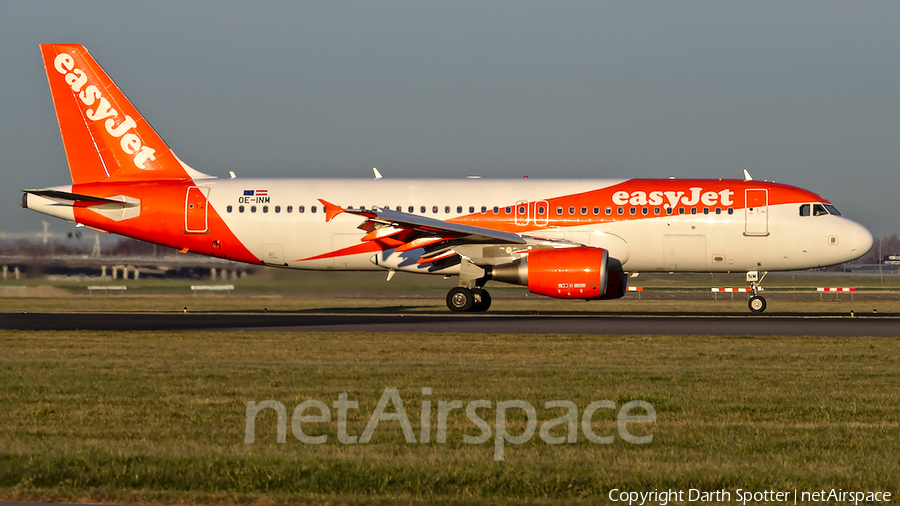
left=40, top=44, right=204, bottom=184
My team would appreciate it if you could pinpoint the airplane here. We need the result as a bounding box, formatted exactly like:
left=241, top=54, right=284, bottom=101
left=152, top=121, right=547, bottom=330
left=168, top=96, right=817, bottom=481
left=22, top=44, right=874, bottom=313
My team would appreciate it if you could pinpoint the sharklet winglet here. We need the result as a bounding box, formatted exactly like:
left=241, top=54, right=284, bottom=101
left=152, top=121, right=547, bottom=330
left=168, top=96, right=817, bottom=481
left=318, top=199, right=346, bottom=222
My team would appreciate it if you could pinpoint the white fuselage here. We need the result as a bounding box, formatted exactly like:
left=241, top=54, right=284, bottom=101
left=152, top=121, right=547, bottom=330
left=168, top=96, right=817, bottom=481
left=194, top=177, right=872, bottom=274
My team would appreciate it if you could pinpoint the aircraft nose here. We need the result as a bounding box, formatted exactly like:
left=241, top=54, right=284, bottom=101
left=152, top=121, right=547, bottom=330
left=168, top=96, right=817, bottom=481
left=847, top=220, right=874, bottom=258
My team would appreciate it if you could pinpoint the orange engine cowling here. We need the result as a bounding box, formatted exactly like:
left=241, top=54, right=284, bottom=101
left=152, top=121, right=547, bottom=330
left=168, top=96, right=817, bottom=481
left=491, top=246, right=627, bottom=300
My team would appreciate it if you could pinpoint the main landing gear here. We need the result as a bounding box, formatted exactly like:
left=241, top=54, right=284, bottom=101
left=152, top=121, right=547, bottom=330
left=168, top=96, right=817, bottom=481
left=446, top=286, right=492, bottom=312
left=446, top=261, right=493, bottom=313
left=747, top=270, right=768, bottom=313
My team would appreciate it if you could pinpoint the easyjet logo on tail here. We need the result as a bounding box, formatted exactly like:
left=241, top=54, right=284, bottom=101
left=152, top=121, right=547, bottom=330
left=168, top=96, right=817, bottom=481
left=52, top=52, right=157, bottom=170
left=612, top=188, right=735, bottom=208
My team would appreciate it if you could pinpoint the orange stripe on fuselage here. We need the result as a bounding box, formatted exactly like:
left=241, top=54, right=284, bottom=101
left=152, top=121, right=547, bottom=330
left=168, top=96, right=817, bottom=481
left=448, top=179, right=826, bottom=232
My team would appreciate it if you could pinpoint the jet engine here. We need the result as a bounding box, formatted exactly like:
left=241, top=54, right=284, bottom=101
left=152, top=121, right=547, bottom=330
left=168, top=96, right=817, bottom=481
left=490, top=246, right=627, bottom=299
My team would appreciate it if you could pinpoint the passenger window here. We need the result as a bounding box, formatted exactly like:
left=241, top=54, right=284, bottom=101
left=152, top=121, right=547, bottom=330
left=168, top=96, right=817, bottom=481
left=593, top=207, right=600, bottom=215
left=678, top=208, right=685, bottom=215
left=557, top=207, right=563, bottom=215
left=481, top=206, right=487, bottom=214
left=298, top=206, right=304, bottom=213
left=617, top=207, right=624, bottom=215
left=311, top=206, right=317, bottom=213
left=226, top=205, right=232, bottom=213
left=666, top=207, right=673, bottom=215
left=605, top=207, right=612, bottom=215
left=505, top=206, right=512, bottom=214
left=251, top=206, right=257, bottom=213
left=538, top=205, right=546, bottom=214
left=727, top=207, right=733, bottom=215
left=238, top=205, right=244, bottom=213
left=456, top=206, right=462, bottom=213
left=715, top=207, right=721, bottom=215
left=702, top=208, right=709, bottom=215
left=408, top=206, right=414, bottom=213
left=654, top=207, right=660, bottom=215
left=690, top=207, right=696, bottom=215
left=519, top=205, right=527, bottom=215
left=580, top=206, right=588, bottom=215
left=421, top=206, right=426, bottom=213
left=642, top=207, right=648, bottom=215
left=568, top=206, right=575, bottom=215
left=494, top=206, right=500, bottom=214
left=800, top=204, right=810, bottom=217
left=469, top=206, right=475, bottom=213
left=629, top=207, right=636, bottom=215
left=287, top=206, right=292, bottom=213
left=275, top=206, right=281, bottom=213
left=433, top=206, right=439, bottom=214
left=445, top=206, right=451, bottom=213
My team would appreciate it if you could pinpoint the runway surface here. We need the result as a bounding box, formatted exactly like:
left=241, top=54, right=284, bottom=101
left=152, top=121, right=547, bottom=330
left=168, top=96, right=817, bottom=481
left=1, top=310, right=898, bottom=336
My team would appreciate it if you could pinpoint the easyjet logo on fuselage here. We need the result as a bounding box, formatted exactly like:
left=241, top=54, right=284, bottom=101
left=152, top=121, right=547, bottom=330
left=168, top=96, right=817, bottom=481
left=612, top=187, right=735, bottom=208
left=52, top=52, right=157, bottom=170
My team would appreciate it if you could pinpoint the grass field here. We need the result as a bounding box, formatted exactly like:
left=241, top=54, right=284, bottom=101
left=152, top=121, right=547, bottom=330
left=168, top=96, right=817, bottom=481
left=1, top=330, right=898, bottom=505
left=2, top=270, right=899, bottom=504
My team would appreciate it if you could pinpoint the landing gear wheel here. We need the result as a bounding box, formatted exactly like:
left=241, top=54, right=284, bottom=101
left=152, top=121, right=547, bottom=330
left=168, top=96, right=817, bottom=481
left=471, top=288, right=492, bottom=312
left=748, top=295, right=767, bottom=313
left=447, top=287, right=475, bottom=312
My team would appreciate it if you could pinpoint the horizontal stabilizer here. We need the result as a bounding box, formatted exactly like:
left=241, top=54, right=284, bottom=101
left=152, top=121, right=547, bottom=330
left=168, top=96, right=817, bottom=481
left=22, top=189, right=137, bottom=207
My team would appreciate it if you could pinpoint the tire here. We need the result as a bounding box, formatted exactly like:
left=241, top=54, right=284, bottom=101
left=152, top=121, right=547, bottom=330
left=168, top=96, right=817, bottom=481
left=748, top=295, right=767, bottom=313
left=471, top=288, right=492, bottom=312
left=447, top=287, right=474, bottom=312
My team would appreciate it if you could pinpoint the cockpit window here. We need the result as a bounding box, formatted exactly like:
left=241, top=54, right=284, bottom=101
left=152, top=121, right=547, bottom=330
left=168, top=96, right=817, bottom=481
left=801, top=203, right=842, bottom=217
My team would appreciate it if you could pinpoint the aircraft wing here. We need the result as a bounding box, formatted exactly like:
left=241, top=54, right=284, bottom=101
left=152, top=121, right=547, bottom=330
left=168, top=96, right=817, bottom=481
left=318, top=199, right=526, bottom=246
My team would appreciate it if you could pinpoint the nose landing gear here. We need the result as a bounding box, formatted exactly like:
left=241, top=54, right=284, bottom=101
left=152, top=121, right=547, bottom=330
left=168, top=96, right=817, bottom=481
left=747, top=270, right=767, bottom=313
left=748, top=295, right=766, bottom=313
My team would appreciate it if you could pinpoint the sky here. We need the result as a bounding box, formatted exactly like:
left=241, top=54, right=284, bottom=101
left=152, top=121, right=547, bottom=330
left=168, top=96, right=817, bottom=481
left=2, top=1, right=899, bottom=239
